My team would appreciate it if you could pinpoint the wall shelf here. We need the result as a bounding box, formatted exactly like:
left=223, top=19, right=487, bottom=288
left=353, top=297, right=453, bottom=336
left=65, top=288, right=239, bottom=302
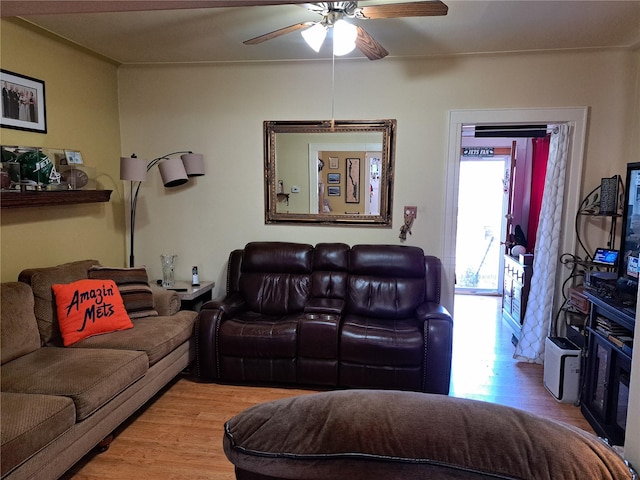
left=1, top=190, right=112, bottom=209
left=276, top=192, right=290, bottom=205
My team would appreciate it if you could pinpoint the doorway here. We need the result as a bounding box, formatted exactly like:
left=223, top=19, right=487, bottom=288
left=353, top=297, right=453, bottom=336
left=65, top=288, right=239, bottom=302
left=441, top=107, right=589, bottom=316
left=455, top=156, right=510, bottom=295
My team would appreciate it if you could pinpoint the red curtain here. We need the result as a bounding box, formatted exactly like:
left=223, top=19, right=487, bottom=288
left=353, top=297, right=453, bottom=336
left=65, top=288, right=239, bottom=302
left=527, top=136, right=550, bottom=253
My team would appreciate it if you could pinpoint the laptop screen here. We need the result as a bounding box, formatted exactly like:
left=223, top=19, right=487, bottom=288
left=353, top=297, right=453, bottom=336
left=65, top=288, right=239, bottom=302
left=593, top=248, right=619, bottom=266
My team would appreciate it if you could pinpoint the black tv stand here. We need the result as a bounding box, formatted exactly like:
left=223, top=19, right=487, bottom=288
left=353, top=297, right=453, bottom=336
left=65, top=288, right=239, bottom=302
left=581, top=290, right=634, bottom=446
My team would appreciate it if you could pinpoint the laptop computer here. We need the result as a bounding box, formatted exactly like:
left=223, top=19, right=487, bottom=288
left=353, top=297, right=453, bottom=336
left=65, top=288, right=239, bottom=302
left=592, top=247, right=619, bottom=267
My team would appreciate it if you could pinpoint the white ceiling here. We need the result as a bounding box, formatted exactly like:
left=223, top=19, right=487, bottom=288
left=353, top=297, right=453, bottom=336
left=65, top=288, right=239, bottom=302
left=9, top=1, right=640, bottom=64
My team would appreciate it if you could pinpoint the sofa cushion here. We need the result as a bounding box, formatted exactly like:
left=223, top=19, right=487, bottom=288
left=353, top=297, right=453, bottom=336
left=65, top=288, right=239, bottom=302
left=52, top=279, right=134, bottom=346
left=224, top=390, right=636, bottom=480
left=240, top=242, right=313, bottom=315
left=340, top=316, right=423, bottom=366
left=0, top=392, right=75, bottom=478
left=347, top=244, right=427, bottom=319
left=219, top=314, right=299, bottom=358
left=1, top=347, right=148, bottom=421
left=18, top=259, right=100, bottom=346
left=88, top=266, right=159, bottom=319
left=70, top=311, right=197, bottom=366
left=1, top=282, right=41, bottom=365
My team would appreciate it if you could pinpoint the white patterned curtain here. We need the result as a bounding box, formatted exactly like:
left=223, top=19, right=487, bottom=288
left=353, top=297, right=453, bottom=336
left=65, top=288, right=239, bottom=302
left=514, top=124, right=570, bottom=363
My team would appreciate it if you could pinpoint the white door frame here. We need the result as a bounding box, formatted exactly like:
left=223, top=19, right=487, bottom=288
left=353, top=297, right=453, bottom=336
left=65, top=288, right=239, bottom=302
left=442, top=107, right=589, bottom=315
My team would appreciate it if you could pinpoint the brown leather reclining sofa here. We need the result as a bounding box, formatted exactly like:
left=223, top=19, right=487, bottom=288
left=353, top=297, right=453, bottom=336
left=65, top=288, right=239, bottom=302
left=196, top=242, right=453, bottom=394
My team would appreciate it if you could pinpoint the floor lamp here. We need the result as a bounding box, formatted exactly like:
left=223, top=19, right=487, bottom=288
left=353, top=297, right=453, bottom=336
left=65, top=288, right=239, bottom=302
left=120, top=151, right=205, bottom=268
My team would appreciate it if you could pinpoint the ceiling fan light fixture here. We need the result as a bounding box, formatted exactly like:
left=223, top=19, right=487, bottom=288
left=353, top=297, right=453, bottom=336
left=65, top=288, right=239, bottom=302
left=333, top=19, right=357, bottom=56
left=301, top=22, right=327, bottom=52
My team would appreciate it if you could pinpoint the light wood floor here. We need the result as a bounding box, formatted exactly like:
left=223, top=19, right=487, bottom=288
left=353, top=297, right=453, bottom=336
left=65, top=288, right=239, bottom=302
left=63, top=295, right=593, bottom=479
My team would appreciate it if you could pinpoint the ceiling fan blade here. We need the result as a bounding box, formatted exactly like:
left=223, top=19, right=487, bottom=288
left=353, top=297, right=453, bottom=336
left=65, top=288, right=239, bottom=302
left=299, top=3, right=327, bottom=14
left=359, top=1, right=448, bottom=20
left=244, top=22, right=312, bottom=45
left=355, top=26, right=388, bottom=60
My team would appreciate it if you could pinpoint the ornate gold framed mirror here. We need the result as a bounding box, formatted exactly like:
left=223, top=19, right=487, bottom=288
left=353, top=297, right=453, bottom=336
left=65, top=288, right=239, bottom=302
left=264, top=119, right=396, bottom=226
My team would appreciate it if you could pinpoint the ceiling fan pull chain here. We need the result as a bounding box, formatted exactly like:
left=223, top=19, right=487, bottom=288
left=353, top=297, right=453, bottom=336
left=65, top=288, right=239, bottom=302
left=331, top=51, right=336, bottom=131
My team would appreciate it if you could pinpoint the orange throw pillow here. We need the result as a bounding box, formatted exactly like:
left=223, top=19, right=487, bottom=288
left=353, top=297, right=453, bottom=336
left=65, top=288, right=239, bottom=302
left=52, top=279, right=133, bottom=346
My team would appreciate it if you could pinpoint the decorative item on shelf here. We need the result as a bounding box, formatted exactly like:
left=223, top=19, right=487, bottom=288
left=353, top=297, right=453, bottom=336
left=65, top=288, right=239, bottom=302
left=63, top=149, right=83, bottom=165
left=0, top=145, right=62, bottom=190
left=59, top=165, right=96, bottom=190
left=276, top=179, right=289, bottom=205
left=578, top=174, right=624, bottom=216
left=0, top=159, right=20, bottom=191
left=599, top=176, right=619, bottom=215
left=120, top=151, right=205, bottom=267
left=52, top=148, right=97, bottom=190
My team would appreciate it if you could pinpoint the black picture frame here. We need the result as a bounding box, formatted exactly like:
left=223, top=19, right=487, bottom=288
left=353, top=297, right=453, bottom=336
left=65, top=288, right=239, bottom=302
left=328, top=186, right=340, bottom=196
left=1, top=69, right=47, bottom=133
left=345, top=157, right=360, bottom=203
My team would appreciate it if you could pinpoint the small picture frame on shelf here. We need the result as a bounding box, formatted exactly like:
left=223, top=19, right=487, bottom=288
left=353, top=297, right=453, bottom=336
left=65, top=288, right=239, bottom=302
left=63, top=150, right=83, bottom=165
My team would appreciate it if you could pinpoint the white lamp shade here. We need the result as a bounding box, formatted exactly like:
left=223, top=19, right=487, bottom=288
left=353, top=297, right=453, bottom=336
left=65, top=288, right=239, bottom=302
left=181, top=153, right=205, bottom=177
left=120, top=156, right=148, bottom=182
left=158, top=157, right=188, bottom=187
left=302, top=23, right=327, bottom=52
left=333, top=20, right=357, bottom=56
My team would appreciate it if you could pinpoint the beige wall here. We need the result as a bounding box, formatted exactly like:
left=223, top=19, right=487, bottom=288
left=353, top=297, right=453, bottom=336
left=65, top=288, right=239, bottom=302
left=118, top=49, right=638, bottom=296
left=0, top=19, right=124, bottom=281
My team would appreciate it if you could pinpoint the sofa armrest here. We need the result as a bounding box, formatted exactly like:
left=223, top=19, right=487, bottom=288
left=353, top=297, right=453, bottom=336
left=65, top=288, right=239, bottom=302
left=415, top=302, right=451, bottom=322
left=304, top=298, right=345, bottom=316
left=201, top=292, right=246, bottom=317
left=416, top=302, right=453, bottom=395
left=151, top=285, right=181, bottom=316
left=195, top=308, right=224, bottom=379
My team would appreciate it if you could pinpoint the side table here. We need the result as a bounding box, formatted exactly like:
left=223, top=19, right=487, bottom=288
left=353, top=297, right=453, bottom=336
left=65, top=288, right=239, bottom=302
left=165, top=280, right=215, bottom=311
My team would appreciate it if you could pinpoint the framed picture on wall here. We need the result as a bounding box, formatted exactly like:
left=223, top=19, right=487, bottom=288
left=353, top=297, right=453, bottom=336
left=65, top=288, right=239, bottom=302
left=327, top=173, right=340, bottom=184
left=328, top=186, right=340, bottom=196
left=329, top=157, right=339, bottom=169
left=345, top=157, right=360, bottom=203
left=1, top=70, right=47, bottom=133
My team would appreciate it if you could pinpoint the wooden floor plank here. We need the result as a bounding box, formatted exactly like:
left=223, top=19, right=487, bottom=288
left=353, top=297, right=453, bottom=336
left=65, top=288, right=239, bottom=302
left=63, top=295, right=593, bottom=479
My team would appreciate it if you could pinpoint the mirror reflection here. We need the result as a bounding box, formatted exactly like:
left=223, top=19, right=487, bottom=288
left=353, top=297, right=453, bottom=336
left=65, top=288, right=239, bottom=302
left=264, top=120, right=396, bottom=226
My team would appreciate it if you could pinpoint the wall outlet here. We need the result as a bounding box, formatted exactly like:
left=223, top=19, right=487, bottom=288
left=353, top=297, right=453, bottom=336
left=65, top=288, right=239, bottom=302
left=405, top=206, right=417, bottom=219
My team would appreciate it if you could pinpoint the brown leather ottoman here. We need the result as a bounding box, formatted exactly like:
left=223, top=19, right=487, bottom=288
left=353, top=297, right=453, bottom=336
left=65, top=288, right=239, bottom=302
left=223, top=390, right=635, bottom=480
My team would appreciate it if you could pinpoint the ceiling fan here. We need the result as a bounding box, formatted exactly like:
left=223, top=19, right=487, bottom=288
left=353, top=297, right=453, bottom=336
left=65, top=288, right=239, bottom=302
left=244, top=1, right=448, bottom=60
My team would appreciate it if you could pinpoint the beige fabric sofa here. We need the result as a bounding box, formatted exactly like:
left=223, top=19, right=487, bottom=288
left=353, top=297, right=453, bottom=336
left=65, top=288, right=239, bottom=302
left=0, top=260, right=198, bottom=480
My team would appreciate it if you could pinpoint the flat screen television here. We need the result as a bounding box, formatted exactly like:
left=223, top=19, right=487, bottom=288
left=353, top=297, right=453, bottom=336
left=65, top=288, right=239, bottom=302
left=618, top=161, right=640, bottom=303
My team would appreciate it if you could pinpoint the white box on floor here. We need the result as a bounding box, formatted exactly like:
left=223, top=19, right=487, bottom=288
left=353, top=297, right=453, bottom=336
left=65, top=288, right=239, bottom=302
left=543, top=337, right=581, bottom=404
